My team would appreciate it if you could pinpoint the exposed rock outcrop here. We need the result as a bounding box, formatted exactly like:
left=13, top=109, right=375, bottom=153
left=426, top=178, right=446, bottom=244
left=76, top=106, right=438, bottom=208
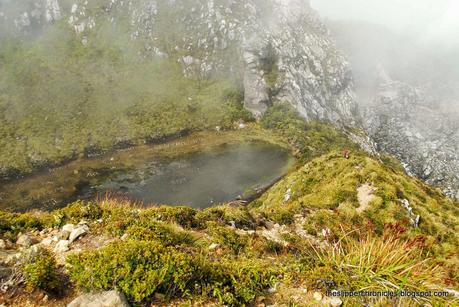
left=0, top=0, right=357, bottom=124
left=364, top=77, right=459, bottom=199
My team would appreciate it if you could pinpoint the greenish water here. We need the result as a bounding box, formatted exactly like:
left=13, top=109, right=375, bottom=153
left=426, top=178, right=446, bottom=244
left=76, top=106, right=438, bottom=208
left=96, top=143, right=293, bottom=208
left=0, top=142, right=293, bottom=211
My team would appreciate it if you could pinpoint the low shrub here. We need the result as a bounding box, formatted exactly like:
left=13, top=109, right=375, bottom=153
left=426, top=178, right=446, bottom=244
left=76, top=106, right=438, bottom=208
left=206, top=223, right=249, bottom=254
left=148, top=206, right=198, bottom=228
left=207, top=258, right=278, bottom=305
left=195, top=205, right=255, bottom=229
left=53, top=201, right=103, bottom=226
left=67, top=240, right=197, bottom=303
left=125, top=222, right=195, bottom=246
left=67, top=240, right=277, bottom=305
left=0, top=211, right=51, bottom=240
left=23, top=247, right=60, bottom=293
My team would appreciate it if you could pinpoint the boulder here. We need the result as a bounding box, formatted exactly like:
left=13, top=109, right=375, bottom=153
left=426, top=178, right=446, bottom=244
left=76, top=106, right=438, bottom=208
left=58, top=230, right=71, bottom=241
left=54, top=240, right=70, bottom=253
left=62, top=224, right=75, bottom=233
left=67, top=290, right=130, bottom=307
left=16, top=234, right=38, bottom=248
left=69, top=225, right=89, bottom=244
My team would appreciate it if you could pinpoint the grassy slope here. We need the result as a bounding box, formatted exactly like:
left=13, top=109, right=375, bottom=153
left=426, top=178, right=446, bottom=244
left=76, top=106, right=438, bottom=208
left=1, top=106, right=458, bottom=306
left=0, top=26, right=251, bottom=178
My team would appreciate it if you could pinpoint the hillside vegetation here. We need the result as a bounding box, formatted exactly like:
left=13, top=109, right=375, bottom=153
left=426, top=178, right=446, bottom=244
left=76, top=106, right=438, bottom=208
left=0, top=106, right=457, bottom=306
left=0, top=27, right=250, bottom=179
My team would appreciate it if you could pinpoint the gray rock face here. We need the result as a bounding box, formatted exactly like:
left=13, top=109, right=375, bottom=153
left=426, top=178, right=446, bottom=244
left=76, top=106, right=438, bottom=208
left=364, top=79, right=459, bottom=199
left=0, top=0, right=357, bottom=124
left=67, top=290, right=130, bottom=307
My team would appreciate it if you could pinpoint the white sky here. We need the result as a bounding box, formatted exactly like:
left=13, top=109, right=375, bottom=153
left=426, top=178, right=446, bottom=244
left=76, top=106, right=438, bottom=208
left=310, top=0, right=459, bottom=49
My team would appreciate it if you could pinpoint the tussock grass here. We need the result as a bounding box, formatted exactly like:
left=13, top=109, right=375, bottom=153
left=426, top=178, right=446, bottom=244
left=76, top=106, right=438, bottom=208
left=305, top=226, right=455, bottom=305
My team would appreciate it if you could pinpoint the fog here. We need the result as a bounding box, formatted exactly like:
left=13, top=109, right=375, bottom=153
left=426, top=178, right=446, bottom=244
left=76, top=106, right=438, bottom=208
left=310, top=0, right=459, bottom=50
left=310, top=0, right=459, bottom=112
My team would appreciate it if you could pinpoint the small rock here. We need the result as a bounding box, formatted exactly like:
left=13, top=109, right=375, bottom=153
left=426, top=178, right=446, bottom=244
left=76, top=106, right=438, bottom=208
left=67, top=290, right=130, bottom=307
left=208, top=243, right=220, bottom=250
left=313, top=292, right=323, bottom=301
left=62, top=224, right=75, bottom=233
left=121, top=233, right=129, bottom=241
left=330, top=297, right=343, bottom=307
left=58, top=230, right=71, bottom=240
left=54, top=240, right=70, bottom=253
left=69, top=225, right=89, bottom=243
left=0, top=239, right=6, bottom=249
left=40, top=237, right=53, bottom=246
left=17, top=234, right=37, bottom=248
left=268, top=282, right=280, bottom=294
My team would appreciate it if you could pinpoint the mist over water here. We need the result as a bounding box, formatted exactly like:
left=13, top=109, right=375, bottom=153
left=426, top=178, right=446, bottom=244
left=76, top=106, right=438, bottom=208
left=99, top=143, right=293, bottom=208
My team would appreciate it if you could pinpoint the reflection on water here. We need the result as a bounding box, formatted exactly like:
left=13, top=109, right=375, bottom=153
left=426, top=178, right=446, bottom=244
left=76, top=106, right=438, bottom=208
left=97, top=143, right=293, bottom=208
left=0, top=141, right=293, bottom=211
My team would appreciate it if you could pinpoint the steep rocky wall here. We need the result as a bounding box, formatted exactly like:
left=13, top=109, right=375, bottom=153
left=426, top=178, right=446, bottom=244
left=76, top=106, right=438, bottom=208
left=0, top=0, right=357, bottom=124
left=364, top=78, right=459, bottom=200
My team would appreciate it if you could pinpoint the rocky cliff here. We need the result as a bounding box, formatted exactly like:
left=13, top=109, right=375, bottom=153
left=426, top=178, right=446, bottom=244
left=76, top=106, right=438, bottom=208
left=0, top=0, right=357, bottom=123
left=364, top=72, right=459, bottom=200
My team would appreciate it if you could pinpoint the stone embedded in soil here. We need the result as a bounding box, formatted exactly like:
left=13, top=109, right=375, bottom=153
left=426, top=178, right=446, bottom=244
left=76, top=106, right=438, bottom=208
left=16, top=234, right=38, bottom=248
left=67, top=290, right=130, bottom=307
left=58, top=230, right=71, bottom=240
left=54, top=240, right=70, bottom=253
left=62, top=224, right=75, bottom=232
left=69, top=225, right=89, bottom=243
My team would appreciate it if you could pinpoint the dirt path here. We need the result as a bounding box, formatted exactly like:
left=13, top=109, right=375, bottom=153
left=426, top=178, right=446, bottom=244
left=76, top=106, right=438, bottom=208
left=356, top=183, right=377, bottom=214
